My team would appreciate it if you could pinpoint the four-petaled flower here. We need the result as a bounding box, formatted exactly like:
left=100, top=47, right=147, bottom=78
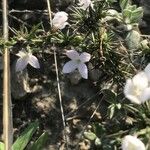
left=124, top=71, right=150, bottom=104
left=52, top=11, right=69, bottom=30
left=16, top=51, right=40, bottom=72
left=78, top=0, right=93, bottom=10
left=62, top=50, right=91, bottom=79
left=122, top=135, right=146, bottom=150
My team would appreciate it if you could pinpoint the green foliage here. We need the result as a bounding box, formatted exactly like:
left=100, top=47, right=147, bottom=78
left=29, top=132, right=48, bottom=150
left=0, top=142, right=4, bottom=150
left=70, top=0, right=111, bottom=33
left=12, top=122, right=39, bottom=150
left=104, top=0, right=143, bottom=31
left=1, top=0, right=150, bottom=149
left=122, top=5, right=143, bottom=25
left=0, top=122, right=48, bottom=150
left=120, top=0, right=131, bottom=10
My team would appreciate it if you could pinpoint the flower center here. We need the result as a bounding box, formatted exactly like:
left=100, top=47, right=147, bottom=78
left=128, top=142, right=138, bottom=150
left=133, top=86, right=142, bottom=97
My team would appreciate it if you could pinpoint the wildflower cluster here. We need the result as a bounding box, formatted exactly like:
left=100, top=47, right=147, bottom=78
left=15, top=0, right=93, bottom=79
left=1, top=0, right=150, bottom=149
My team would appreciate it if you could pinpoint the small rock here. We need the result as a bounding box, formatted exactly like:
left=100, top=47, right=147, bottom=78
left=125, top=30, right=141, bottom=50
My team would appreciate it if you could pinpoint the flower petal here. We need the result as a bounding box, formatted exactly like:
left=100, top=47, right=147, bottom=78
left=63, top=60, right=78, bottom=73
left=16, top=57, right=28, bottom=72
left=79, top=52, right=91, bottom=63
left=78, top=0, right=93, bottom=10
left=144, top=63, right=150, bottom=81
left=140, top=87, right=150, bottom=103
left=16, top=51, right=27, bottom=58
left=28, top=54, right=40, bottom=69
left=52, top=11, right=68, bottom=29
left=78, top=63, right=88, bottom=79
left=53, top=12, right=68, bottom=22
left=132, top=72, right=148, bottom=89
left=122, top=135, right=146, bottom=150
left=125, top=95, right=141, bottom=104
left=124, top=79, right=141, bottom=104
left=59, top=22, right=69, bottom=29
left=124, top=79, right=134, bottom=96
left=66, top=50, right=80, bottom=60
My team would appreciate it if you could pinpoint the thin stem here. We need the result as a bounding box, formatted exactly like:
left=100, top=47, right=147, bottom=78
left=53, top=48, right=68, bottom=149
left=46, top=0, right=52, bottom=27
left=46, top=0, right=68, bottom=148
left=2, top=0, right=13, bottom=149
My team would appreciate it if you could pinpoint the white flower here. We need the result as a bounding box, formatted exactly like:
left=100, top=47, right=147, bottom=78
left=78, top=0, right=93, bottom=10
left=16, top=51, right=40, bottom=72
left=63, top=50, right=91, bottom=79
left=52, top=11, right=68, bottom=30
left=122, top=135, right=146, bottom=150
left=124, top=71, right=150, bottom=104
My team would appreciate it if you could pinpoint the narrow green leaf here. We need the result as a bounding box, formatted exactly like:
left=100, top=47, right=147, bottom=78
left=12, top=121, right=39, bottom=150
left=0, top=142, right=4, bottom=150
left=29, top=132, right=48, bottom=150
left=109, top=105, right=115, bottom=119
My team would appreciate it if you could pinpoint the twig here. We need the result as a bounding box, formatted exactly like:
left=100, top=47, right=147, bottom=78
left=46, top=0, right=68, bottom=149
left=46, top=0, right=52, bottom=27
left=53, top=49, right=68, bottom=149
left=9, top=9, right=48, bottom=14
left=0, top=9, right=51, bottom=14
left=2, top=0, right=13, bottom=149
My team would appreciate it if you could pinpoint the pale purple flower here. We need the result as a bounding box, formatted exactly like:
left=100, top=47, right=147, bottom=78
left=124, top=71, right=150, bottom=104
left=16, top=51, right=40, bottom=72
left=63, top=50, right=91, bottom=79
left=52, top=11, right=69, bottom=30
left=122, top=135, right=146, bottom=150
left=78, top=0, right=94, bottom=10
